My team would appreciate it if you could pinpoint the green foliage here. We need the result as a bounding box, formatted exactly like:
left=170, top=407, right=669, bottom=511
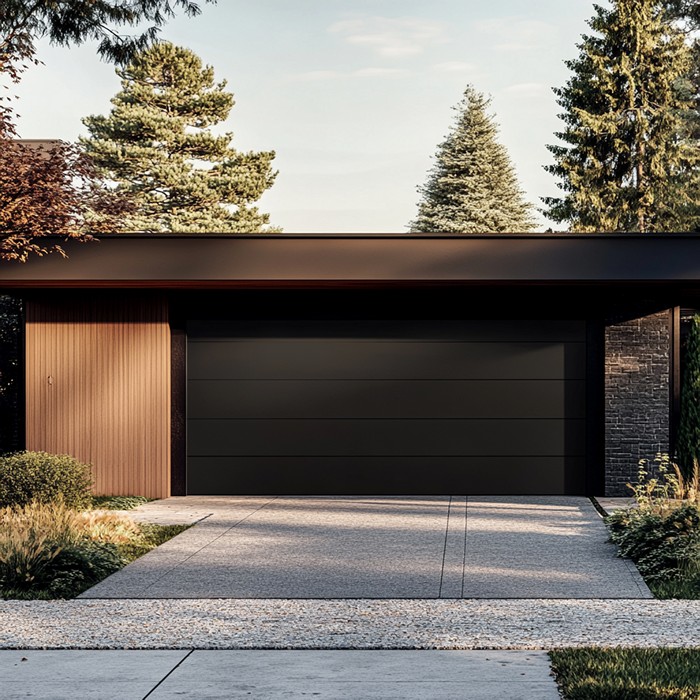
left=92, top=495, right=150, bottom=511
left=679, top=315, right=700, bottom=476
left=117, top=523, right=189, bottom=561
left=0, top=501, right=189, bottom=599
left=627, top=453, right=698, bottom=513
left=608, top=454, right=700, bottom=597
left=408, top=85, right=535, bottom=233
left=606, top=504, right=700, bottom=582
left=624, top=453, right=700, bottom=514
left=0, top=502, right=125, bottom=598
left=81, top=42, right=279, bottom=233
left=550, top=648, right=700, bottom=700
left=0, top=1, right=215, bottom=66
left=543, top=0, right=700, bottom=232
left=0, top=452, right=93, bottom=509
left=651, top=575, right=700, bottom=598
left=666, top=2, right=700, bottom=149
left=42, top=542, right=124, bottom=598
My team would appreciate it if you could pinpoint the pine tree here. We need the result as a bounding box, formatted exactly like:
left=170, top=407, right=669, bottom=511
left=81, top=43, right=279, bottom=233
left=679, top=314, right=700, bottom=476
left=543, top=0, right=699, bottom=232
left=408, top=86, right=535, bottom=234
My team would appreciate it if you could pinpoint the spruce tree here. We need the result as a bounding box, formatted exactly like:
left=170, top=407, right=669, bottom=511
left=543, top=0, right=698, bottom=232
left=81, top=42, right=279, bottom=233
left=408, top=86, right=535, bottom=233
left=679, top=314, right=700, bottom=476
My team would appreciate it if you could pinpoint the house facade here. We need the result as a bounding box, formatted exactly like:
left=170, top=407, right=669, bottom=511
left=0, top=234, right=695, bottom=499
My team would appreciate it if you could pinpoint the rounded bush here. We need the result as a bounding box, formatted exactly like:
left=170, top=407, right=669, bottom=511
left=0, top=451, right=93, bottom=509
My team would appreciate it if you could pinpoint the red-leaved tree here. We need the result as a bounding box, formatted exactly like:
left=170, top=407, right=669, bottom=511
left=0, top=1, right=213, bottom=260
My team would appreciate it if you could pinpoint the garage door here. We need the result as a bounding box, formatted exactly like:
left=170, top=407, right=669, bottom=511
left=187, top=320, right=586, bottom=495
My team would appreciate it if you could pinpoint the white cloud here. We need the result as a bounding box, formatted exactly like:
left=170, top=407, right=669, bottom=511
left=329, top=16, right=449, bottom=57
left=473, top=17, right=558, bottom=52
left=433, top=61, right=476, bottom=74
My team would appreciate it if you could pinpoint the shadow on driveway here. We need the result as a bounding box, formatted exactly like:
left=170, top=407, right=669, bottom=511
left=80, top=496, right=651, bottom=599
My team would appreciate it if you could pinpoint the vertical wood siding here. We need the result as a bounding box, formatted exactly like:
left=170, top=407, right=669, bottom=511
left=25, top=297, right=171, bottom=499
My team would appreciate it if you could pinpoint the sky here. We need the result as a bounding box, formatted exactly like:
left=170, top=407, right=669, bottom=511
left=12, top=0, right=603, bottom=232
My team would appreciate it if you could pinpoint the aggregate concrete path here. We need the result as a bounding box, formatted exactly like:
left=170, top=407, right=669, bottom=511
left=0, top=650, right=560, bottom=699
left=2, top=599, right=700, bottom=649
left=82, top=496, right=651, bottom=599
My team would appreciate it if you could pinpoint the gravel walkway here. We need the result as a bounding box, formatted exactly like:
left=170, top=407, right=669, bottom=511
left=1, top=599, right=698, bottom=650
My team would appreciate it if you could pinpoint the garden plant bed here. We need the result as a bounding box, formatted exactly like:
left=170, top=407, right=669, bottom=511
left=604, top=456, right=700, bottom=600
left=0, top=451, right=190, bottom=600
left=0, top=502, right=189, bottom=600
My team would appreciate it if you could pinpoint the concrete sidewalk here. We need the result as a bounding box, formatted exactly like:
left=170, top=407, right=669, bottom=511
left=81, top=496, right=650, bottom=599
left=0, top=650, right=560, bottom=699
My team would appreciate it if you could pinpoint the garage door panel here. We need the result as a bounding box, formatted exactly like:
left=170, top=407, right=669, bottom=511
left=188, top=380, right=586, bottom=420
left=187, top=318, right=588, bottom=495
left=187, top=456, right=586, bottom=495
left=189, top=320, right=587, bottom=342
left=188, top=341, right=586, bottom=380
left=188, top=419, right=586, bottom=457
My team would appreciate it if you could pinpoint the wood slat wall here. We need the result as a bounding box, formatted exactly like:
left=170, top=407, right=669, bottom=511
left=25, top=297, right=171, bottom=499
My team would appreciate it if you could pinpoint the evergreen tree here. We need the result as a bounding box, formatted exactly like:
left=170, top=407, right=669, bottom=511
left=409, top=86, right=535, bottom=233
left=81, top=43, right=279, bottom=233
left=679, top=314, right=700, bottom=476
left=1, top=1, right=215, bottom=66
left=543, top=0, right=699, bottom=232
left=665, top=1, right=700, bottom=154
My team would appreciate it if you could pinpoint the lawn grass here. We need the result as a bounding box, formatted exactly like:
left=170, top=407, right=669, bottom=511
left=116, top=523, right=189, bottom=562
left=550, top=648, right=700, bottom=700
left=91, top=495, right=152, bottom=510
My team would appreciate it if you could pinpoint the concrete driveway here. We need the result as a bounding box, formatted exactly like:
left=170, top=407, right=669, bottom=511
left=80, top=496, right=651, bottom=599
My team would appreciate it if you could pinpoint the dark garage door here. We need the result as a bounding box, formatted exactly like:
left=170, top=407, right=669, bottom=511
left=187, top=320, right=586, bottom=495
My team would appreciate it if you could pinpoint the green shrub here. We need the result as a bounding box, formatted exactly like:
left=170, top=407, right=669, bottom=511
left=0, top=452, right=93, bottom=509
left=678, top=313, right=700, bottom=479
left=606, top=504, right=700, bottom=582
left=45, top=542, right=123, bottom=598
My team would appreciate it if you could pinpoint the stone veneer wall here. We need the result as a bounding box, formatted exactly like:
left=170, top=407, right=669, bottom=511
left=604, top=311, right=670, bottom=496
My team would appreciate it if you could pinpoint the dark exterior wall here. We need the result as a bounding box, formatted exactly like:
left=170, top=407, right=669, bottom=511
left=605, top=311, right=670, bottom=495
left=0, top=295, right=23, bottom=453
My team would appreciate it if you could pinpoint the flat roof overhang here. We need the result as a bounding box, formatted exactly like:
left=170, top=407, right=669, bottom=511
left=2, top=233, right=700, bottom=289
